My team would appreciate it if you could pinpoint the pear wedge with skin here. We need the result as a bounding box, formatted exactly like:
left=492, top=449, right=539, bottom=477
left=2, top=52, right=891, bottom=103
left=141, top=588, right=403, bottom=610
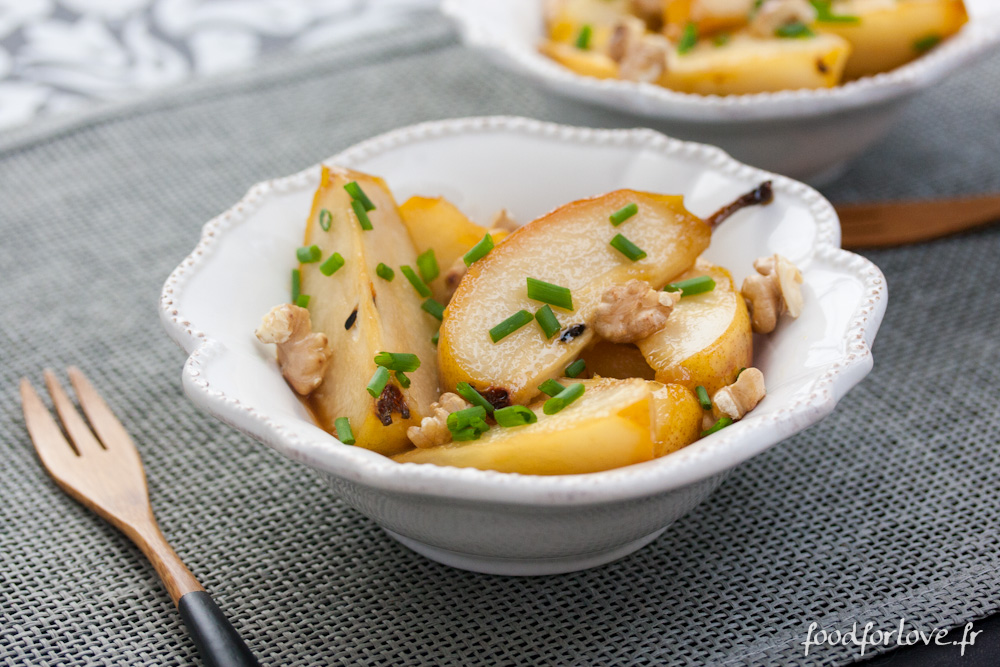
left=300, top=166, right=439, bottom=456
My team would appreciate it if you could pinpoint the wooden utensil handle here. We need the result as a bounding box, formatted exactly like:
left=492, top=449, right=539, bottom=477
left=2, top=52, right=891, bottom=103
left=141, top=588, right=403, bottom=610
left=178, top=591, right=261, bottom=667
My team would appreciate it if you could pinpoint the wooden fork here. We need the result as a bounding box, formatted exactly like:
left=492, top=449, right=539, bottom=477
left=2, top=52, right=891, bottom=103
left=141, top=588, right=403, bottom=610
left=20, top=367, right=260, bottom=667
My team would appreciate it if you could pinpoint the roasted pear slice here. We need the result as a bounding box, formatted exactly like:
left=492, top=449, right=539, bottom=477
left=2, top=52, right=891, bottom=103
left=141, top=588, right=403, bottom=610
left=580, top=341, right=657, bottom=381
left=438, top=186, right=765, bottom=404
left=637, top=260, right=752, bottom=395
left=818, top=0, right=968, bottom=80
left=394, top=378, right=656, bottom=474
left=300, top=166, right=438, bottom=456
left=651, top=382, right=703, bottom=457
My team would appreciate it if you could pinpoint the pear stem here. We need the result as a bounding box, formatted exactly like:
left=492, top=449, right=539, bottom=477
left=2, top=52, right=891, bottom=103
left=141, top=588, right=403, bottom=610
left=707, top=181, right=774, bottom=230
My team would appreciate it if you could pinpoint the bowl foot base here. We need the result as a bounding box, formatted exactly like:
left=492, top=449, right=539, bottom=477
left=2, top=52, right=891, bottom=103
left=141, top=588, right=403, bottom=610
left=384, top=528, right=667, bottom=576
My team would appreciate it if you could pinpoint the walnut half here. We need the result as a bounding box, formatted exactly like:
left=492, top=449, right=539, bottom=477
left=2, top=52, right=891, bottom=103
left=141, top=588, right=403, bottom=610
left=255, top=304, right=332, bottom=395
left=594, top=280, right=681, bottom=343
left=407, top=393, right=470, bottom=449
left=749, top=0, right=817, bottom=38
left=741, top=254, right=804, bottom=334
left=713, top=368, right=766, bottom=420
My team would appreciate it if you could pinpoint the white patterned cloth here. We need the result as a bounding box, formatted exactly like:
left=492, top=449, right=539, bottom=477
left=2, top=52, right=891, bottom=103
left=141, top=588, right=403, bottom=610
left=0, top=0, right=437, bottom=130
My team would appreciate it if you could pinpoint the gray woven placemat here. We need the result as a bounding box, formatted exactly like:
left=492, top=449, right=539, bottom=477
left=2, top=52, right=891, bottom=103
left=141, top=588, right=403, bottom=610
left=2, top=12, right=999, bottom=667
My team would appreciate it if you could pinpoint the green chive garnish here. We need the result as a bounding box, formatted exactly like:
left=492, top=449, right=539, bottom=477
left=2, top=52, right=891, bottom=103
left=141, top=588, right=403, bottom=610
left=395, top=370, right=411, bottom=389
left=464, top=233, right=494, bottom=266
left=543, top=382, right=585, bottom=415
left=609, top=203, right=638, bottom=226
left=351, top=199, right=373, bottom=230
left=678, top=22, right=698, bottom=54
left=376, top=262, right=394, bottom=281
left=431, top=331, right=440, bottom=345
left=373, top=351, right=421, bottom=373
left=291, top=268, right=301, bottom=303
left=538, top=379, right=564, bottom=397
left=366, top=366, right=390, bottom=397
left=776, top=21, right=814, bottom=38
left=695, top=386, right=712, bottom=410
left=456, top=381, right=495, bottom=415
left=565, top=359, right=586, bottom=378
left=809, top=0, right=859, bottom=23
left=416, top=249, right=439, bottom=282
left=914, top=34, right=941, bottom=53
left=489, top=310, right=533, bottom=343
left=319, top=209, right=332, bottom=231
left=297, top=244, right=321, bottom=263
left=294, top=294, right=311, bottom=308
left=421, top=297, right=445, bottom=321
left=610, top=234, right=647, bottom=262
left=494, top=405, right=538, bottom=428
left=400, top=265, right=432, bottom=298
left=534, top=305, right=561, bottom=339
left=664, top=275, right=716, bottom=296
left=702, top=417, right=733, bottom=437
left=344, top=181, right=375, bottom=211
left=320, top=252, right=345, bottom=276
left=736, top=367, right=746, bottom=380
left=575, top=24, right=592, bottom=50
left=446, top=406, right=490, bottom=441
left=713, top=32, right=731, bottom=47
left=526, top=277, right=574, bottom=311
left=334, top=417, right=355, bottom=445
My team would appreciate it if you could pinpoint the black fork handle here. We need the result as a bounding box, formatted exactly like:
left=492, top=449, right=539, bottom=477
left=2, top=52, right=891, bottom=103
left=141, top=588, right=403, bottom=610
left=178, top=591, right=260, bottom=667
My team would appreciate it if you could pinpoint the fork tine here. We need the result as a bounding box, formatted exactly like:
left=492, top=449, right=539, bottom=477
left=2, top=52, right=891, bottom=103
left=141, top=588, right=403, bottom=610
left=44, top=369, right=106, bottom=455
left=67, top=366, right=137, bottom=453
left=20, top=378, right=81, bottom=464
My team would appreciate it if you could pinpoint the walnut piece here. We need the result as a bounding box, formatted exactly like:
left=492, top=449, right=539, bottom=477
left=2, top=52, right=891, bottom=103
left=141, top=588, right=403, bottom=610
left=255, top=304, right=332, bottom=395
left=594, top=280, right=681, bottom=343
left=609, top=16, right=670, bottom=83
left=488, top=209, right=519, bottom=233
left=749, top=0, right=817, bottom=37
left=407, top=392, right=471, bottom=449
left=741, top=253, right=804, bottom=334
left=712, top=368, right=766, bottom=420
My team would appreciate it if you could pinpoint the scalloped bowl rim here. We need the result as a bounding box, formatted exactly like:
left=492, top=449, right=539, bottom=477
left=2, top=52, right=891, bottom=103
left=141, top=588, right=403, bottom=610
left=441, top=0, right=1000, bottom=122
left=160, top=116, right=887, bottom=506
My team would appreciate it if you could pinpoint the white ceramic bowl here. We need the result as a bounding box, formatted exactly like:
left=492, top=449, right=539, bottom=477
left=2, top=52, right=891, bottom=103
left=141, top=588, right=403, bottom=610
left=160, top=117, right=886, bottom=575
left=442, top=0, right=1000, bottom=183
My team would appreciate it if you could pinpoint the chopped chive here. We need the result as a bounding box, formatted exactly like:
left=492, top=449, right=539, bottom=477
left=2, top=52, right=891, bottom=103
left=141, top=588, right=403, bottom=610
left=294, top=294, right=311, bottom=308
left=701, top=417, right=733, bottom=437
left=421, top=298, right=445, bottom=321
left=351, top=198, right=373, bottom=230
left=400, top=265, right=432, bottom=297
left=809, top=0, right=859, bottom=23
left=417, top=249, right=439, bottom=283
left=678, top=22, right=698, bottom=54
left=609, top=203, right=638, bottom=226
left=776, top=21, right=814, bottom=38
left=565, top=359, right=586, bottom=378
left=713, top=32, right=731, bottom=47
left=319, top=208, right=332, bottom=231
left=456, top=381, right=495, bottom=415
left=663, top=275, right=716, bottom=296
left=526, top=277, right=574, bottom=311
left=494, top=405, right=537, bottom=428
left=334, top=417, right=355, bottom=445
left=320, top=252, right=345, bottom=276
left=431, top=331, right=440, bottom=345
left=297, top=244, right=322, bottom=263
left=914, top=34, right=941, bottom=53
left=366, top=366, right=390, bottom=397
left=489, top=309, right=533, bottom=343
left=543, top=382, right=585, bottom=415
left=344, top=181, right=376, bottom=211
left=291, top=268, right=301, bottom=303
left=538, top=379, right=564, bottom=397
left=394, top=370, right=411, bottom=389
left=446, top=405, right=490, bottom=441
left=610, top=234, right=647, bottom=262
left=376, top=262, right=395, bottom=281
left=374, top=351, right=421, bottom=373
left=575, top=23, right=592, bottom=50
left=695, top=386, right=712, bottom=410
left=463, top=233, right=495, bottom=266
left=535, top=305, right=561, bottom=339
left=736, top=367, right=746, bottom=380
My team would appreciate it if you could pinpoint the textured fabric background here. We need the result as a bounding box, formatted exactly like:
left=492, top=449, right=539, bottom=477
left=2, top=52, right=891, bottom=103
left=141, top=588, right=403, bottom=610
left=2, top=14, right=999, bottom=667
